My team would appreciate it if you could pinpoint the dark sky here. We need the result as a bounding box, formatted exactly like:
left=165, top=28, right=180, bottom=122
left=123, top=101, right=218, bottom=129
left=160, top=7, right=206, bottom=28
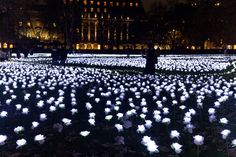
left=141, top=0, right=188, bottom=12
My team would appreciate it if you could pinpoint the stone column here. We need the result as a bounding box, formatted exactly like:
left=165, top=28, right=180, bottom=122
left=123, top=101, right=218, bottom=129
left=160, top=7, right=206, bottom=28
left=81, top=22, right=84, bottom=41
left=126, top=23, right=129, bottom=41
left=88, top=21, right=91, bottom=42
left=120, top=24, right=123, bottom=41
left=108, top=22, right=110, bottom=41
left=95, top=21, right=98, bottom=42
left=114, top=28, right=117, bottom=42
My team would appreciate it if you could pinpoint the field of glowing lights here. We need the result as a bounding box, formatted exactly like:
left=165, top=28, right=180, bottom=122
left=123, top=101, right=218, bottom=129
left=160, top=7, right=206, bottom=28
left=0, top=54, right=236, bottom=157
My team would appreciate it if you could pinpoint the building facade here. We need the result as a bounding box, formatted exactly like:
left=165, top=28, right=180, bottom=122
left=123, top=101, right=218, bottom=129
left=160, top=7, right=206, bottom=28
left=76, top=0, right=145, bottom=50
left=10, top=0, right=145, bottom=50
left=17, top=0, right=64, bottom=44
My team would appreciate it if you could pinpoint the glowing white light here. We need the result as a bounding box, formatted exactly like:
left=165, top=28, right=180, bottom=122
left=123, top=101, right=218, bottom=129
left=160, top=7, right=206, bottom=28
left=171, top=142, right=183, bottom=154
left=170, top=130, right=180, bottom=139
left=32, top=121, right=39, bottom=129
left=14, top=126, right=24, bottom=134
left=62, top=118, right=72, bottom=126
left=220, top=118, right=228, bottom=125
left=105, top=115, right=113, bottom=121
left=0, top=111, right=7, bottom=118
left=34, top=134, right=46, bottom=144
left=16, top=139, right=27, bottom=148
left=137, top=125, right=146, bottom=134
left=115, top=124, right=123, bottom=132
left=40, top=113, right=47, bottom=121
left=0, top=135, right=7, bottom=145
left=193, top=135, right=204, bottom=146
left=221, top=129, right=231, bottom=140
left=80, top=131, right=90, bottom=137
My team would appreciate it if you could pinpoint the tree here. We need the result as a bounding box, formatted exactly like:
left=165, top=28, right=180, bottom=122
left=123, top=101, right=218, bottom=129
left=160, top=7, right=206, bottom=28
left=0, top=0, right=36, bottom=42
left=146, top=0, right=236, bottom=48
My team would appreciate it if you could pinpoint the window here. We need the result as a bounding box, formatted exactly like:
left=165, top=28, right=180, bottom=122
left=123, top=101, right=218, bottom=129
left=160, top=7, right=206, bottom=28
left=91, top=8, right=94, bottom=12
left=90, top=0, right=94, bottom=5
left=97, top=8, right=100, bottom=12
left=123, top=2, right=125, bottom=7
left=97, top=1, right=100, bottom=5
left=110, top=1, right=113, bottom=6
left=136, top=3, right=139, bottom=7
left=104, top=8, right=107, bottom=12
left=130, top=2, right=133, bottom=7
left=27, top=22, right=31, bottom=27
left=116, top=2, right=119, bottom=6
left=215, top=2, right=220, bottom=6
left=84, top=8, right=87, bottom=12
left=19, top=21, right=23, bottom=27
left=83, top=0, right=87, bottom=5
left=104, top=1, right=107, bottom=6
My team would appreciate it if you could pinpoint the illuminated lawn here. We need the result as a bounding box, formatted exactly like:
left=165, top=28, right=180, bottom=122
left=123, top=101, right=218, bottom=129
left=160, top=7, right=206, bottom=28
left=0, top=55, right=236, bottom=157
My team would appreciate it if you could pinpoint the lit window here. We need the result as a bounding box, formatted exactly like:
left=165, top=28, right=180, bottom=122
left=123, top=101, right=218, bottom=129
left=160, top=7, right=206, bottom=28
left=83, top=0, right=87, bottom=5
left=27, top=22, right=31, bottom=27
left=84, top=8, right=87, bottom=12
left=136, top=3, right=139, bottom=7
left=110, top=2, right=113, bottom=6
left=95, top=13, right=97, bottom=18
left=19, top=21, right=23, bottom=27
left=104, top=1, right=107, bottom=6
left=97, top=1, right=100, bottom=5
left=130, top=3, right=133, bottom=7
left=9, top=44, right=13, bottom=49
left=215, top=2, right=220, bottom=6
left=53, top=23, right=57, bottom=27
left=97, top=8, right=100, bottom=12
left=116, top=2, right=119, bottom=6
left=123, top=2, right=125, bottom=7
left=3, top=43, right=7, bottom=49
left=90, top=0, right=94, bottom=5
left=104, top=8, right=107, bottom=12
left=91, top=8, right=94, bottom=12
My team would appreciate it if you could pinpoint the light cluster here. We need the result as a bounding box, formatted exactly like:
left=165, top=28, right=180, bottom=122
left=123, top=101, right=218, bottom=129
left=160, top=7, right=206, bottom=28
left=12, top=54, right=234, bottom=73
left=0, top=57, right=235, bottom=155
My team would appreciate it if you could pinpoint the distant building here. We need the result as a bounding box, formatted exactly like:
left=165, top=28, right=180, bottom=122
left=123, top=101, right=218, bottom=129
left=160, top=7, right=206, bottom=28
left=76, top=0, right=145, bottom=50
left=7, top=0, right=145, bottom=50
left=17, top=0, right=64, bottom=44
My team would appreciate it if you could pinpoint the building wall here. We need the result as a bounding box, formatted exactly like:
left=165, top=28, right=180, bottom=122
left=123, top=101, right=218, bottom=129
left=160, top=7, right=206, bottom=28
left=14, top=0, right=145, bottom=49
left=17, top=0, right=64, bottom=44
left=77, top=0, right=145, bottom=50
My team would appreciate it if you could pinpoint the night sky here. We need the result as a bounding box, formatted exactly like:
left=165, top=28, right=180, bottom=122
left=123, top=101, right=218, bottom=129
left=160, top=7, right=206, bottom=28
left=142, top=0, right=188, bottom=12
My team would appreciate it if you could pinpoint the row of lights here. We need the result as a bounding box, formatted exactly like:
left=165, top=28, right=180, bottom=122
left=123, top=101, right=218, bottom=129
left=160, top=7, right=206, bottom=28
left=0, top=43, right=14, bottom=49
left=83, top=0, right=139, bottom=7
left=82, top=13, right=130, bottom=20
